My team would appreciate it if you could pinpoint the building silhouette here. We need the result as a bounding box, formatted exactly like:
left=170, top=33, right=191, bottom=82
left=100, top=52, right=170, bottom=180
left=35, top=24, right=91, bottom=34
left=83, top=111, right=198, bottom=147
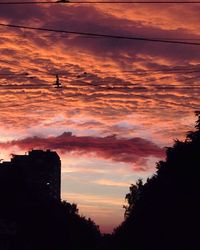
left=0, top=150, right=61, bottom=249
left=0, top=149, right=61, bottom=201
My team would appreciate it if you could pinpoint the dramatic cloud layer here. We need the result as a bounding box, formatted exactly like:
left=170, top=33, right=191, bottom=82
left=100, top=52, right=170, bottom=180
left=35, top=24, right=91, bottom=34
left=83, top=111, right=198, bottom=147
left=0, top=1, right=199, bottom=232
left=0, top=132, right=164, bottom=170
left=0, top=2, right=199, bottom=143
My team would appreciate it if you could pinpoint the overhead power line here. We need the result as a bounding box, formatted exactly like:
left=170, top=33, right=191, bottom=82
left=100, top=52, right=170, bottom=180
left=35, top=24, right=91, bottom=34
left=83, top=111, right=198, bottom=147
left=0, top=83, right=199, bottom=110
left=1, top=23, right=200, bottom=46
left=1, top=70, right=200, bottom=88
left=1, top=33, right=200, bottom=41
left=118, top=69, right=200, bottom=74
left=1, top=1, right=200, bottom=5
left=152, top=98, right=198, bottom=109
left=1, top=81, right=200, bottom=89
left=0, top=66, right=199, bottom=77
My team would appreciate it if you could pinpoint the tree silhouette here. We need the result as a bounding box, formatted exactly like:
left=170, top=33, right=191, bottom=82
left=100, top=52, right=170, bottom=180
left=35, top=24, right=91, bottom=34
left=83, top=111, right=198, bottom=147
left=113, top=111, right=200, bottom=250
left=0, top=164, right=101, bottom=250
left=123, top=179, right=143, bottom=219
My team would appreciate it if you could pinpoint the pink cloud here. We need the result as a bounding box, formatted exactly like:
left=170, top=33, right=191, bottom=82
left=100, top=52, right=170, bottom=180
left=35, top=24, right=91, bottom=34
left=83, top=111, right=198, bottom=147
left=0, top=132, right=164, bottom=170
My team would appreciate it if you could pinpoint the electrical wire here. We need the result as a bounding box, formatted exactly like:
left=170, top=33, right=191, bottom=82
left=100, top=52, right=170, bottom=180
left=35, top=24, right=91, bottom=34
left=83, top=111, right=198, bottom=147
left=1, top=23, right=200, bottom=46
left=1, top=33, right=200, bottom=42
left=0, top=67, right=200, bottom=78
left=1, top=1, right=200, bottom=5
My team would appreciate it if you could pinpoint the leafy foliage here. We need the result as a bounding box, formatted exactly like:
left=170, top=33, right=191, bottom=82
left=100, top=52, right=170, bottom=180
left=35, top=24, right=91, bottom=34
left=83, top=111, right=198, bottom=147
left=113, top=111, right=200, bottom=250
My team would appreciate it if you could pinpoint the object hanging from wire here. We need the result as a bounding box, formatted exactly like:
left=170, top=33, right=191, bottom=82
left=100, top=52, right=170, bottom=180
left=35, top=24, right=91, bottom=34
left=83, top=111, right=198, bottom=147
left=53, top=74, right=62, bottom=88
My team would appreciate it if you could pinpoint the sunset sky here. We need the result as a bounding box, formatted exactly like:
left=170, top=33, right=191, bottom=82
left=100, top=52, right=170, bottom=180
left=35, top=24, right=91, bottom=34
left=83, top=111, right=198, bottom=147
left=0, top=0, right=200, bottom=233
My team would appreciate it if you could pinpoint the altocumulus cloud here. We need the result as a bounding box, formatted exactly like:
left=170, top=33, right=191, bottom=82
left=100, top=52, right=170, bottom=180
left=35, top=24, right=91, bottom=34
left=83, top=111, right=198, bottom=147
left=0, top=132, right=164, bottom=170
